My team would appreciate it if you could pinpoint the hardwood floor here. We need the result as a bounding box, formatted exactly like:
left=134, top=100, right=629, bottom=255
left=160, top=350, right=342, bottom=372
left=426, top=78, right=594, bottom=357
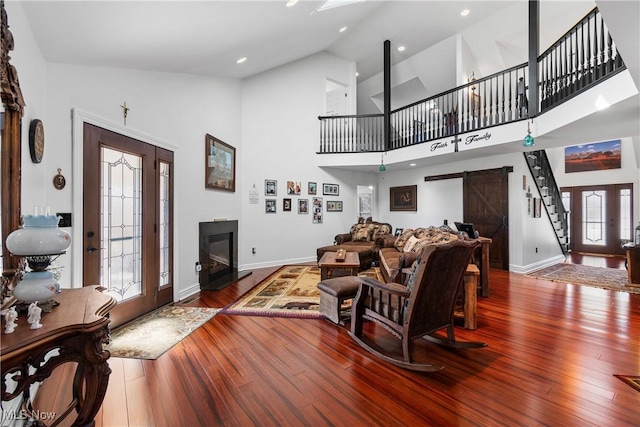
left=35, top=255, right=639, bottom=426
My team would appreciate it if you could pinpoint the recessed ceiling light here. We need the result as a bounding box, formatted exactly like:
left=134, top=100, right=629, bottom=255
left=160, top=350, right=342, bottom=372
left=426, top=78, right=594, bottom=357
left=286, top=0, right=298, bottom=7
left=339, top=26, right=348, bottom=33
left=461, top=9, right=470, bottom=16
left=355, top=72, right=359, bottom=77
left=397, top=45, right=406, bottom=52
left=236, top=57, right=247, bottom=64
left=409, top=163, right=416, bottom=167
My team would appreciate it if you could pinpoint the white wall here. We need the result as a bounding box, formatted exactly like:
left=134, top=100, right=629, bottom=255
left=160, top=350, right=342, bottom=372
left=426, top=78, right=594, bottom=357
left=240, top=52, right=374, bottom=270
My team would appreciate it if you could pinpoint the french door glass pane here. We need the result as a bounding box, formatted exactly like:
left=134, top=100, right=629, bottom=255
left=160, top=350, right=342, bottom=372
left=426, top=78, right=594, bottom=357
left=101, top=147, right=142, bottom=302
left=619, top=188, right=631, bottom=241
left=159, top=161, right=170, bottom=288
left=582, top=190, right=606, bottom=245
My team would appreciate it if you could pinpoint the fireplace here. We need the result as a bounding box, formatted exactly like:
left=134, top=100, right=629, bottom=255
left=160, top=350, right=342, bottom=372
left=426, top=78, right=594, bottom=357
left=199, top=220, right=250, bottom=290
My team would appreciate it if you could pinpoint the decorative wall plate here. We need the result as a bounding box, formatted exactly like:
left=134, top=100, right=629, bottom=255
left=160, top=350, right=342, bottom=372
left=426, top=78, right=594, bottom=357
left=53, top=168, right=66, bottom=190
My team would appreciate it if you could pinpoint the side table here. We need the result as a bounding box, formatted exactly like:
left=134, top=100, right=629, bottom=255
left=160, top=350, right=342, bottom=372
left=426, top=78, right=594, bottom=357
left=1, top=286, right=116, bottom=426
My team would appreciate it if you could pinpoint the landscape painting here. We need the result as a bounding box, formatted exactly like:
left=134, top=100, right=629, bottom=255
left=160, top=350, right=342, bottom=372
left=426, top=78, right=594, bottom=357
left=564, top=140, right=621, bottom=173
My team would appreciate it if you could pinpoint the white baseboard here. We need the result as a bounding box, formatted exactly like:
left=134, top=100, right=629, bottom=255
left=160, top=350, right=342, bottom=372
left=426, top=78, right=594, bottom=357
left=509, top=255, right=567, bottom=274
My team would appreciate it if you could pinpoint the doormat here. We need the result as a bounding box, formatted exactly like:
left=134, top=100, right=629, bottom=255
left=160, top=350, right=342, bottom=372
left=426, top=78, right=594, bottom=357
left=526, top=263, right=639, bottom=294
left=222, top=265, right=382, bottom=318
left=107, top=305, right=220, bottom=360
left=614, top=375, right=640, bottom=393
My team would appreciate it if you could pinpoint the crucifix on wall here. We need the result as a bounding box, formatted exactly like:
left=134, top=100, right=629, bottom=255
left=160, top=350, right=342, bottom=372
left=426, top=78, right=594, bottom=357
left=120, top=101, right=130, bottom=126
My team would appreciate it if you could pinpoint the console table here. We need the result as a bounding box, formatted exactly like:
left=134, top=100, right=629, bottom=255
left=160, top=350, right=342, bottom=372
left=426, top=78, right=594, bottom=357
left=1, top=286, right=116, bottom=426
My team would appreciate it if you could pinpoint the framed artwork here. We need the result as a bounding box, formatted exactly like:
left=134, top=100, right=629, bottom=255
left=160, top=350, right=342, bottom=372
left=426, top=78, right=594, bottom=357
left=265, top=199, right=276, bottom=213
left=394, top=228, right=404, bottom=237
left=283, top=198, right=292, bottom=212
left=265, top=179, right=277, bottom=196
left=326, top=201, right=343, bottom=212
left=308, top=182, right=317, bottom=195
left=298, top=198, right=309, bottom=214
left=564, top=139, right=621, bottom=173
left=205, top=134, right=235, bottom=192
left=287, top=181, right=301, bottom=195
left=533, top=198, right=542, bottom=218
left=390, top=185, right=417, bottom=211
left=322, top=183, right=339, bottom=196
left=312, top=197, right=323, bottom=223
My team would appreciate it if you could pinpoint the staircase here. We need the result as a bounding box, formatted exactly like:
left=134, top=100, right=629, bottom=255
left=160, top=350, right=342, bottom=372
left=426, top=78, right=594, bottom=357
left=524, top=150, right=570, bottom=254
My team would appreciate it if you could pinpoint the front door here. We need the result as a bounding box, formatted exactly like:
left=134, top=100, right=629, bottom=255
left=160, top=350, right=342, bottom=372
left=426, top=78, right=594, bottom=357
left=83, top=123, right=173, bottom=328
left=463, top=167, right=510, bottom=270
left=562, top=184, right=633, bottom=255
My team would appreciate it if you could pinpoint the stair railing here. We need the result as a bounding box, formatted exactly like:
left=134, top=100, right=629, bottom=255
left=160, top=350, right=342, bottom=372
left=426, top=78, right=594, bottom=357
left=318, top=7, right=626, bottom=155
left=524, top=150, right=570, bottom=253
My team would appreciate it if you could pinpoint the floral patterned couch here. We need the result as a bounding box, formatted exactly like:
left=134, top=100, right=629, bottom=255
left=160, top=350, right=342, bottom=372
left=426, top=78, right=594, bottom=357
left=316, top=218, right=393, bottom=269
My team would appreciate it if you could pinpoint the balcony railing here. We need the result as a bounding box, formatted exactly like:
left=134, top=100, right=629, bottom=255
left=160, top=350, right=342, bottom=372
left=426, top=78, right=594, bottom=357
left=318, top=7, right=625, bottom=154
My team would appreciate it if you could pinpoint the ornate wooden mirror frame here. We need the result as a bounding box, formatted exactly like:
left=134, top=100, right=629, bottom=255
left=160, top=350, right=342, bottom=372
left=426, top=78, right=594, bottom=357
left=1, top=0, right=25, bottom=278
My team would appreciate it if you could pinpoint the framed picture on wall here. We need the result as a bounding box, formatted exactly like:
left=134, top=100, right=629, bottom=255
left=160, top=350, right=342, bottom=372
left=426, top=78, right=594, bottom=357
left=326, top=201, right=343, bottom=212
left=205, top=134, right=236, bottom=192
left=308, top=182, right=317, bottom=195
left=390, top=185, right=417, bottom=211
left=283, top=198, right=292, bottom=212
left=322, top=183, right=339, bottom=196
left=265, top=179, right=277, bottom=196
left=265, top=199, right=276, bottom=213
left=298, top=199, right=309, bottom=214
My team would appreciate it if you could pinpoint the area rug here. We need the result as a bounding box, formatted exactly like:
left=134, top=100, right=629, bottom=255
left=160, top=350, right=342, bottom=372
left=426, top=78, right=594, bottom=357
left=107, top=305, right=220, bottom=360
left=614, top=375, right=640, bottom=393
left=526, top=263, right=640, bottom=294
left=222, top=264, right=383, bottom=318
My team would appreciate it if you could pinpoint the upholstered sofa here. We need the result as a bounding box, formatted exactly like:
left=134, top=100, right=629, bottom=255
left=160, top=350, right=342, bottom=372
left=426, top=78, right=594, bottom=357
left=316, top=218, right=393, bottom=269
left=377, top=226, right=461, bottom=283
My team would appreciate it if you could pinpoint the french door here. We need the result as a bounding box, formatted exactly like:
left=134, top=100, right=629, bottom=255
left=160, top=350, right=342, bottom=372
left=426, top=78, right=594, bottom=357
left=562, top=184, right=633, bottom=255
left=83, top=123, right=173, bottom=328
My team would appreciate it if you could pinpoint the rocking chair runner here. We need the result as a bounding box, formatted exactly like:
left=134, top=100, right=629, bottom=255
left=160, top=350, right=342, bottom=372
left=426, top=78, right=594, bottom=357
left=349, top=239, right=487, bottom=372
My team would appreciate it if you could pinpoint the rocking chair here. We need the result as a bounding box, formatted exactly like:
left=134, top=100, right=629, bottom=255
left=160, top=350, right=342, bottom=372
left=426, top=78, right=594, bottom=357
left=349, top=239, right=487, bottom=372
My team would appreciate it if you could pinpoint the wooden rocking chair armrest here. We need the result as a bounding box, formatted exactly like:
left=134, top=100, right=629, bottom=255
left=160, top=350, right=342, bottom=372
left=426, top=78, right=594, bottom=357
left=356, top=277, right=410, bottom=297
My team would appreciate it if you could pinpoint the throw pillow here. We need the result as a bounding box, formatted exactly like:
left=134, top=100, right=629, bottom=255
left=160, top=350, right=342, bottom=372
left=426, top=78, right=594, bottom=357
left=394, top=229, right=415, bottom=251
left=353, top=225, right=371, bottom=241
left=403, top=235, right=421, bottom=252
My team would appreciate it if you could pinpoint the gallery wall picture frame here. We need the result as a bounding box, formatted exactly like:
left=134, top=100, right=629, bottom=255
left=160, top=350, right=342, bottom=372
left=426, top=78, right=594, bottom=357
left=286, top=181, right=301, bottom=195
left=205, top=134, right=236, bottom=192
left=326, top=201, right=343, bottom=212
left=390, top=185, right=417, bottom=211
left=322, top=183, right=339, bottom=196
left=312, top=197, right=323, bottom=223
left=298, top=198, right=309, bottom=214
left=283, top=198, right=292, bottom=211
left=394, top=228, right=404, bottom=237
left=265, top=179, right=277, bottom=196
left=265, top=199, right=276, bottom=213
left=308, top=182, right=317, bottom=195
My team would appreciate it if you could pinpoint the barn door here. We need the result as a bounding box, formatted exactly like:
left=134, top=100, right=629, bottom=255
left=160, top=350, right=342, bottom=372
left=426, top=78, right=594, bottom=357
left=463, top=167, right=511, bottom=270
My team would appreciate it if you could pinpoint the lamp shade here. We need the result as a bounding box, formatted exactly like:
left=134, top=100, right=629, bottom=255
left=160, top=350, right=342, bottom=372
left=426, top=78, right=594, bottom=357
left=5, top=215, right=71, bottom=256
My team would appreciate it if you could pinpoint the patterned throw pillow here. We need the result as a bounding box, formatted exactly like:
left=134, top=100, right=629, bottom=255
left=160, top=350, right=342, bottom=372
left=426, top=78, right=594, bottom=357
left=403, top=235, right=421, bottom=252
left=352, top=224, right=371, bottom=241
left=394, top=229, right=415, bottom=251
left=375, top=223, right=392, bottom=237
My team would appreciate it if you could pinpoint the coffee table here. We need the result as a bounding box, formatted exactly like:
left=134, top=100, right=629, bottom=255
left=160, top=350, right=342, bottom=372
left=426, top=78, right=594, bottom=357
left=318, top=251, right=360, bottom=280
